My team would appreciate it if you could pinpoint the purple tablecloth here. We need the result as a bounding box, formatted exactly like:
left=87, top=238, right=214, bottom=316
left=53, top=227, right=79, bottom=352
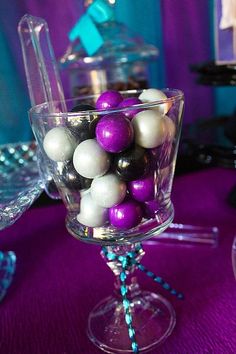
left=0, top=168, right=236, bottom=354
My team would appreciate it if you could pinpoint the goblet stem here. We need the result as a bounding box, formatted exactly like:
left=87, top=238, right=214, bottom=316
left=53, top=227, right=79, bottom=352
left=89, top=243, right=183, bottom=353
left=102, top=244, right=144, bottom=353
left=102, top=243, right=144, bottom=276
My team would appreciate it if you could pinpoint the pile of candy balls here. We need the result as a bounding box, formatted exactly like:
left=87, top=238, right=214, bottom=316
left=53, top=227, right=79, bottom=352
left=43, top=89, right=175, bottom=229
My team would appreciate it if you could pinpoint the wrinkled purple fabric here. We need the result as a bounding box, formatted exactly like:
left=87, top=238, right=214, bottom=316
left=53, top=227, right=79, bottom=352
left=0, top=167, right=236, bottom=354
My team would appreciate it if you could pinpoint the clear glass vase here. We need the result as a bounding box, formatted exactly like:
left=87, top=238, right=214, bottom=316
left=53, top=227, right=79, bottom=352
left=29, top=88, right=184, bottom=353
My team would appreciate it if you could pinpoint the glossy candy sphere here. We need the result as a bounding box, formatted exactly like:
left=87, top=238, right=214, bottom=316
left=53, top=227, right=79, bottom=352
left=61, top=161, right=92, bottom=190
left=89, top=117, right=100, bottom=137
left=73, top=139, right=110, bottom=179
left=43, top=127, right=76, bottom=162
left=71, top=120, right=92, bottom=143
left=68, top=104, right=96, bottom=142
left=96, top=90, right=123, bottom=110
left=91, top=173, right=127, bottom=208
left=139, top=88, right=171, bottom=115
left=113, top=145, right=151, bottom=181
left=77, top=193, right=108, bottom=227
left=132, top=110, right=166, bottom=149
left=70, top=104, right=95, bottom=113
left=118, top=97, right=142, bottom=120
left=109, top=197, right=143, bottom=229
left=96, top=113, right=134, bottom=153
left=128, top=174, right=154, bottom=202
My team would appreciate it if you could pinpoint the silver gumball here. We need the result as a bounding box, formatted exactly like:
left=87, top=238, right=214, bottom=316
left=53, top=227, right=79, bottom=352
left=91, top=173, right=127, bottom=208
left=73, top=139, right=110, bottom=179
left=43, top=127, right=76, bottom=162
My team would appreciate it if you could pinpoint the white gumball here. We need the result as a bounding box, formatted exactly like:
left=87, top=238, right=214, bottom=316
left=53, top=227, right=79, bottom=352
left=91, top=173, right=127, bottom=208
left=139, top=88, right=171, bottom=114
left=43, top=127, right=76, bottom=162
left=73, top=139, right=110, bottom=179
left=77, top=193, right=108, bottom=227
left=132, top=110, right=166, bottom=149
left=164, top=116, right=176, bottom=141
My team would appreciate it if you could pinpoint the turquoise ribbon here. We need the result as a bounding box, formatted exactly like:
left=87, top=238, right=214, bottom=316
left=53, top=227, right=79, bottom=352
left=68, top=0, right=114, bottom=56
left=102, top=244, right=184, bottom=354
left=0, top=251, right=16, bottom=302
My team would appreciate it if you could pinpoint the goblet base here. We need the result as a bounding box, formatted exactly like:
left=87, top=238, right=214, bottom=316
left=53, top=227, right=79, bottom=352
left=87, top=290, right=176, bottom=353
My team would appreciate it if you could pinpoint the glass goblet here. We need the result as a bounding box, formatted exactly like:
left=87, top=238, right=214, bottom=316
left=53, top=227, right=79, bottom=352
left=29, top=89, right=184, bottom=353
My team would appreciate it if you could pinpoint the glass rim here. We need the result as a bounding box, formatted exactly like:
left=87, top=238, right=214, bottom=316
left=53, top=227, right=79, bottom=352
left=29, top=88, right=184, bottom=118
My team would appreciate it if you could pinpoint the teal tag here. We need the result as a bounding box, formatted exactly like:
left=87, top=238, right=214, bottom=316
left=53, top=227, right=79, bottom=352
left=68, top=14, right=103, bottom=56
left=88, top=0, right=114, bottom=24
left=68, top=0, right=114, bottom=55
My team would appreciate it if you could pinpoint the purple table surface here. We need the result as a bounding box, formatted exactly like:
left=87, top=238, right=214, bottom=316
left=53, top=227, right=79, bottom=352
left=0, top=167, right=236, bottom=354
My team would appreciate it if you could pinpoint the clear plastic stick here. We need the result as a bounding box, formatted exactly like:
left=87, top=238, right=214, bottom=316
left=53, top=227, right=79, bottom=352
left=18, top=14, right=66, bottom=111
left=145, top=223, right=219, bottom=247
left=18, top=14, right=66, bottom=198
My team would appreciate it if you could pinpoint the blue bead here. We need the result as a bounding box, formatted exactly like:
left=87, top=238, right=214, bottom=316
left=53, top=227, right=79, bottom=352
left=154, top=276, right=163, bottom=283
left=107, top=252, right=116, bottom=261
left=118, top=255, right=124, bottom=262
left=163, top=283, right=171, bottom=290
left=125, top=313, right=132, bottom=325
left=128, top=327, right=135, bottom=338
left=120, top=272, right=127, bottom=282
left=8, top=251, right=16, bottom=262
left=121, top=285, right=128, bottom=296
left=123, top=299, right=130, bottom=310
left=132, top=342, right=139, bottom=353
left=122, top=260, right=128, bottom=268
left=146, top=271, right=154, bottom=277
left=138, top=264, right=145, bottom=271
left=127, top=252, right=134, bottom=258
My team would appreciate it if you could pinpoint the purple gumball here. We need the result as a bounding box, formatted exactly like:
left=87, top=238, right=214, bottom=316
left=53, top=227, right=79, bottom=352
left=96, top=113, right=134, bottom=153
left=96, top=90, right=123, bottom=110
left=128, top=174, right=154, bottom=202
left=118, top=97, right=142, bottom=120
left=109, top=197, right=143, bottom=229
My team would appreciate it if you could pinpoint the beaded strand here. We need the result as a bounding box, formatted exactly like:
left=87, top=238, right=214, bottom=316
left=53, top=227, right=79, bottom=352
left=102, top=244, right=184, bottom=354
left=120, top=269, right=139, bottom=353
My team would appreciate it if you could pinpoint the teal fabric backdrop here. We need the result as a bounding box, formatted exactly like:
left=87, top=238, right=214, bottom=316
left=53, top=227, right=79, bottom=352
left=208, top=0, right=236, bottom=117
left=114, top=0, right=165, bottom=88
left=0, top=2, right=31, bottom=144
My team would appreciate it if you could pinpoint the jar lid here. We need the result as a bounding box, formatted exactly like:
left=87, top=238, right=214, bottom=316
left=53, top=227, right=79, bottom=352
left=59, top=21, right=158, bottom=70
